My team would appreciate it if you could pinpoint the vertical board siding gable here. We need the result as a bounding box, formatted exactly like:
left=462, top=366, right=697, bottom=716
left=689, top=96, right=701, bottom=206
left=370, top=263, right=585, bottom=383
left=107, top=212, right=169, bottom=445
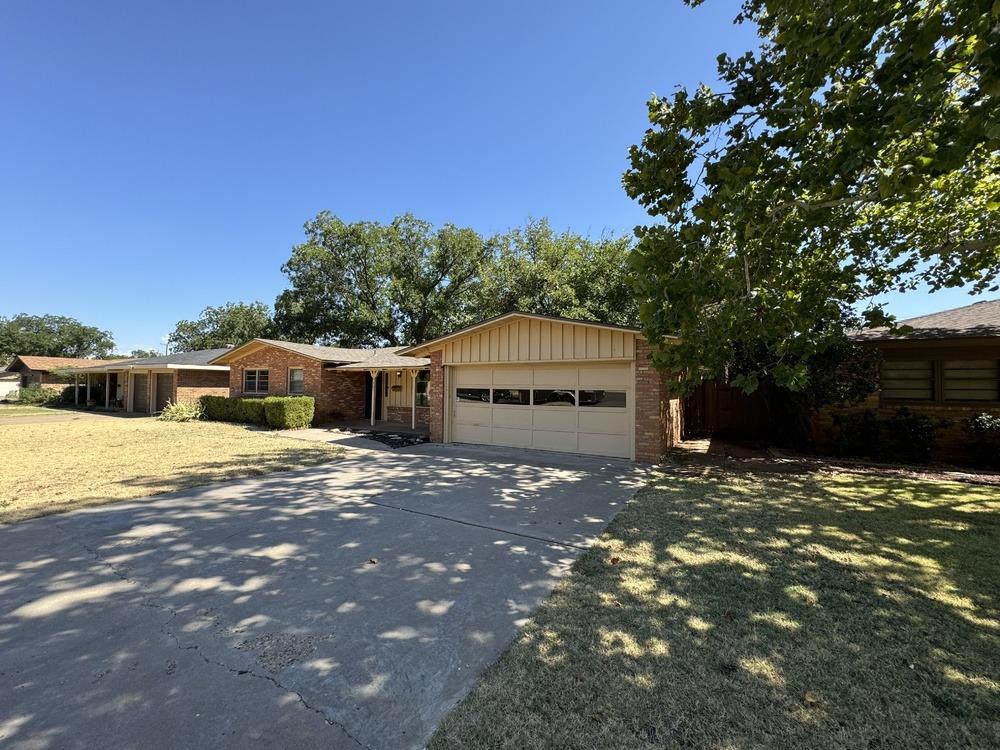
left=440, top=318, right=638, bottom=364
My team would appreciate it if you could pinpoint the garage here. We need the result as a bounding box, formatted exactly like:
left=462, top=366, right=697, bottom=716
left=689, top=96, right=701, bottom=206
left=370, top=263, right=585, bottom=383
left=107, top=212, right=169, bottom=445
left=399, top=312, right=682, bottom=462
left=451, top=363, right=632, bottom=457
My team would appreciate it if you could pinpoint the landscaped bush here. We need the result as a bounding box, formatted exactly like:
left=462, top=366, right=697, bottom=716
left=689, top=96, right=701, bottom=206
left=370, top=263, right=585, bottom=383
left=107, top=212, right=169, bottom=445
left=199, top=395, right=267, bottom=425
left=17, top=385, right=60, bottom=405
left=158, top=400, right=203, bottom=422
left=967, top=412, right=1000, bottom=467
left=263, top=396, right=315, bottom=429
left=829, top=407, right=937, bottom=464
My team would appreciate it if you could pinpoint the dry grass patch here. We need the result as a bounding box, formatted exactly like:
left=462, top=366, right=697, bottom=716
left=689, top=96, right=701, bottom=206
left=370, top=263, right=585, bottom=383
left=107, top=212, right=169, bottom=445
left=431, top=466, right=1000, bottom=750
left=0, top=417, right=343, bottom=523
left=0, top=404, right=63, bottom=418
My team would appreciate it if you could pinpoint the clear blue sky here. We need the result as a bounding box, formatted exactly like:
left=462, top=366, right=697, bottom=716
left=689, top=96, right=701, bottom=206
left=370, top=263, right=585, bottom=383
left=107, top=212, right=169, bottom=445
left=0, top=1, right=985, bottom=353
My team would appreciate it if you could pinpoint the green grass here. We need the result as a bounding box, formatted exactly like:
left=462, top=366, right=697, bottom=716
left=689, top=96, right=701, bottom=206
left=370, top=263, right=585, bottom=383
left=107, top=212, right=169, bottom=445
left=0, top=403, right=63, bottom=417
left=430, top=466, right=1000, bottom=749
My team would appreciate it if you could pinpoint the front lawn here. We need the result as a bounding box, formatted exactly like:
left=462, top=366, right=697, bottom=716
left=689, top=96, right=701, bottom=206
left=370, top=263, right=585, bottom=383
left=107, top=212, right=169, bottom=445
left=0, top=417, right=343, bottom=524
left=431, top=466, right=1000, bottom=749
left=0, top=403, right=63, bottom=418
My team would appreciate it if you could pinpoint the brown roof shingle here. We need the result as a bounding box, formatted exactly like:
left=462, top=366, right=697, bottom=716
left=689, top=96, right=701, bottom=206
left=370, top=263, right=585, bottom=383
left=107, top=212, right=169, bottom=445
left=854, top=299, right=1000, bottom=341
left=6, top=355, right=128, bottom=372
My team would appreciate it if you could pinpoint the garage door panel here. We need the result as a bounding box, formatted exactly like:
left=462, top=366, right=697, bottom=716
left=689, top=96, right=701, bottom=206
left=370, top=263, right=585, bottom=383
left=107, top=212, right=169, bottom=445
left=531, top=430, right=578, bottom=453
left=492, top=427, right=532, bottom=447
left=579, top=410, right=628, bottom=434
left=532, top=409, right=578, bottom=432
left=491, top=367, right=533, bottom=386
left=453, top=423, right=492, bottom=444
left=454, top=403, right=491, bottom=425
left=578, top=433, right=630, bottom=458
left=492, top=408, right=532, bottom=429
left=454, top=367, right=493, bottom=386
left=531, top=367, right=580, bottom=387
left=578, top=364, right=631, bottom=387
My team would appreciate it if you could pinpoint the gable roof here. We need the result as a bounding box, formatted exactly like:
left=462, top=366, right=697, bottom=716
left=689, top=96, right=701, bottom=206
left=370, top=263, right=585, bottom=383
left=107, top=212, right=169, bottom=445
left=335, top=350, right=431, bottom=370
left=5, top=355, right=128, bottom=373
left=397, top=312, right=646, bottom=356
left=208, top=339, right=412, bottom=366
left=854, top=299, right=1000, bottom=342
left=76, top=348, right=233, bottom=372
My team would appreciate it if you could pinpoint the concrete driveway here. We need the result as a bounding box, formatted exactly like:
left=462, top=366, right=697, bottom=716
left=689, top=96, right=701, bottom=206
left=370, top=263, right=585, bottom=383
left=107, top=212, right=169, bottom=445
left=0, top=443, right=647, bottom=750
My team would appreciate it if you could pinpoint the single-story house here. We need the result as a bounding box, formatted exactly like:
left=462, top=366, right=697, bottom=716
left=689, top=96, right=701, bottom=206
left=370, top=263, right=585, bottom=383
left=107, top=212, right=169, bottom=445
left=4, top=355, right=127, bottom=392
left=208, top=339, right=433, bottom=427
left=814, top=298, right=1000, bottom=461
left=77, top=349, right=231, bottom=413
left=212, top=314, right=683, bottom=462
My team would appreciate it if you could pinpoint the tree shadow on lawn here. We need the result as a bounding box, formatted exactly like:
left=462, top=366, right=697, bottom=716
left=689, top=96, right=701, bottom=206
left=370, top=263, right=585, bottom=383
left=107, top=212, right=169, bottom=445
left=431, top=466, right=1000, bottom=749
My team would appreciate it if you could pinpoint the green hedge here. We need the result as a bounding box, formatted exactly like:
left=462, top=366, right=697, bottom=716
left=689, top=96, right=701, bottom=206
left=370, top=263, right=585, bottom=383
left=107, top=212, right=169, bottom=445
left=263, top=396, right=315, bottom=429
left=199, top=395, right=315, bottom=429
left=199, top=395, right=267, bottom=425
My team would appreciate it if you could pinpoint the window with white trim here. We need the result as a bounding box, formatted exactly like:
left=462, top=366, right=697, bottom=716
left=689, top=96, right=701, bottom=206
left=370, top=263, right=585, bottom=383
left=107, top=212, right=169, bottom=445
left=243, top=369, right=269, bottom=395
left=415, top=369, right=430, bottom=406
left=288, top=367, right=305, bottom=395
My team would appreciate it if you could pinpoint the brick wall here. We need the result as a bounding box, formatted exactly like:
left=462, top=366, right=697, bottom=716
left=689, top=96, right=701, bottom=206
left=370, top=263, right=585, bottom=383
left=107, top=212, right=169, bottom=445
left=176, top=370, right=229, bottom=404
left=634, top=339, right=680, bottom=463
left=428, top=351, right=444, bottom=442
left=814, top=396, right=1000, bottom=464
left=228, top=346, right=366, bottom=422
left=386, top=405, right=430, bottom=427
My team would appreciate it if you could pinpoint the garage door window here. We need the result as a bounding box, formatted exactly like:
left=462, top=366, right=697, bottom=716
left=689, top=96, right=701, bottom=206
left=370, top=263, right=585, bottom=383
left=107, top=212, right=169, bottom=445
left=533, top=389, right=576, bottom=406
left=456, top=388, right=490, bottom=402
left=493, top=388, right=530, bottom=405
left=579, top=390, right=627, bottom=408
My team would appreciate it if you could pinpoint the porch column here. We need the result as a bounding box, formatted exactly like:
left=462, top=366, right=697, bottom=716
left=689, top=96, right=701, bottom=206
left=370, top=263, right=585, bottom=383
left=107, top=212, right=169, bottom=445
left=105, top=373, right=110, bottom=408
left=409, top=369, right=419, bottom=429
left=85, top=374, right=91, bottom=404
left=369, top=369, right=380, bottom=426
left=74, top=373, right=79, bottom=405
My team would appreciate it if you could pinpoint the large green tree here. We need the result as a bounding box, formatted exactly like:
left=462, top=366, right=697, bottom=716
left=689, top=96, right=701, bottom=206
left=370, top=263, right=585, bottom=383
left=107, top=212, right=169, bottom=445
left=274, top=213, right=489, bottom=346
left=168, top=301, right=274, bottom=352
left=0, top=314, right=115, bottom=364
left=624, top=0, right=999, bottom=394
left=476, top=219, right=639, bottom=327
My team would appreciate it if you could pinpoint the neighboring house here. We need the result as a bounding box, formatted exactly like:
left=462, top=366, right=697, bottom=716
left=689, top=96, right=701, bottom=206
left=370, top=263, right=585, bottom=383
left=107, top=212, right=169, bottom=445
left=0, top=372, right=20, bottom=400
left=4, top=355, right=126, bottom=392
left=815, top=299, right=1000, bottom=461
left=209, top=339, right=432, bottom=427
left=77, top=349, right=231, bottom=413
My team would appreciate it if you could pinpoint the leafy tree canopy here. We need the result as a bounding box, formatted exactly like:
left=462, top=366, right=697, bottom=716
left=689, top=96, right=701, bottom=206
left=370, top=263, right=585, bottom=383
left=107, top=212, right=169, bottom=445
left=624, top=0, right=999, bottom=394
left=127, top=348, right=161, bottom=359
left=0, top=314, right=115, bottom=365
left=274, top=213, right=489, bottom=347
left=273, top=214, right=638, bottom=347
left=168, top=301, right=274, bottom=352
left=475, top=219, right=639, bottom=327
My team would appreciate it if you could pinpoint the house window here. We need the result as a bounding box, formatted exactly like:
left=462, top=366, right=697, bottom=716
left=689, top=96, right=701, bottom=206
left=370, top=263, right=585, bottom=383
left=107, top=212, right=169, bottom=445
left=881, top=360, right=934, bottom=400
left=243, top=369, right=269, bottom=395
left=415, top=370, right=430, bottom=406
left=943, top=360, right=999, bottom=402
left=288, top=368, right=305, bottom=395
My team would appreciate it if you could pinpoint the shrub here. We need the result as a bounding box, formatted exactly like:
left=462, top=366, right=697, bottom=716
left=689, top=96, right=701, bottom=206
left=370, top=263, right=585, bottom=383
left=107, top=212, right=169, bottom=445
left=882, top=407, right=936, bottom=464
left=967, top=412, right=1000, bottom=467
left=828, top=407, right=936, bottom=464
left=199, top=395, right=267, bottom=425
left=158, top=400, right=203, bottom=422
left=17, top=385, right=60, bottom=405
left=263, top=396, right=315, bottom=429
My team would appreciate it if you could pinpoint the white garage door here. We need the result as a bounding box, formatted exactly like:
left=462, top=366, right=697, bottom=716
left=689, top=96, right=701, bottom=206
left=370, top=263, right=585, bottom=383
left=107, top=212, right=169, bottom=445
left=450, top=363, right=632, bottom=458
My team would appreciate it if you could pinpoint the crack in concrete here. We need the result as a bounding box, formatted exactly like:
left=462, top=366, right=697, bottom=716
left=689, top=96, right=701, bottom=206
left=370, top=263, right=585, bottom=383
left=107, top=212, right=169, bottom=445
left=53, top=524, right=373, bottom=750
